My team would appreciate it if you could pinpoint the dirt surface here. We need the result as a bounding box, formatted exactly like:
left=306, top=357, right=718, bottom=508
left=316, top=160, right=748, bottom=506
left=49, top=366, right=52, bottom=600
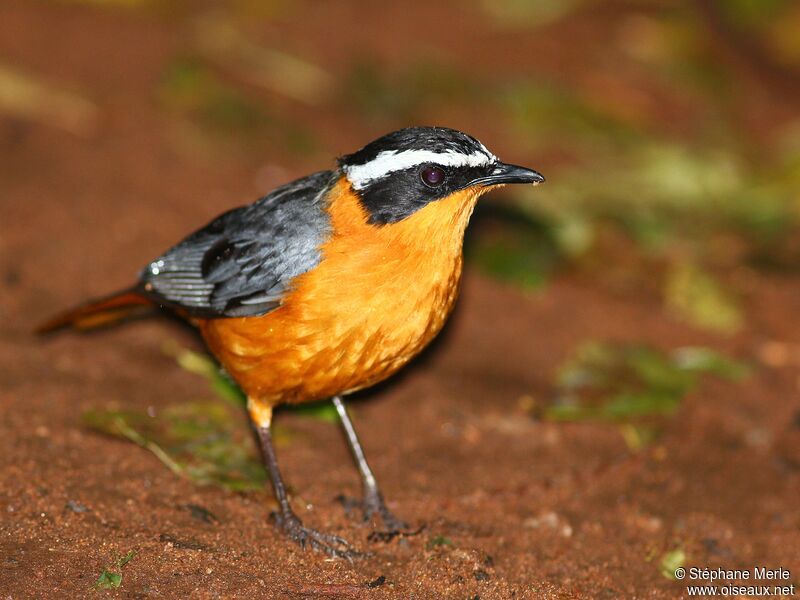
left=2, top=1, right=799, bottom=598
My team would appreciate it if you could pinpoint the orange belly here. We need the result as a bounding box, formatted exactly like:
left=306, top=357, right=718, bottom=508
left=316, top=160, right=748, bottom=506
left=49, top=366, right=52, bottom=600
left=198, top=179, right=483, bottom=407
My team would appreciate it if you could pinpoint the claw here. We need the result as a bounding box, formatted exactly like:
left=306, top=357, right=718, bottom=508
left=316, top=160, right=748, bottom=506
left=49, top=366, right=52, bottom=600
left=337, top=491, right=420, bottom=542
left=271, top=511, right=362, bottom=560
left=362, top=492, right=409, bottom=531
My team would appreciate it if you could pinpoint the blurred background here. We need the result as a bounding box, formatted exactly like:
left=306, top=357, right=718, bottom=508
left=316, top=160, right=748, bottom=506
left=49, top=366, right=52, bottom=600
left=1, top=0, right=800, bottom=596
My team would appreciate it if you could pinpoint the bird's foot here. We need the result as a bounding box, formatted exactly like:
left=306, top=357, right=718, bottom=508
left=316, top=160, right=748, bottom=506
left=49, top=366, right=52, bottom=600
left=337, top=491, right=422, bottom=543
left=363, top=490, right=409, bottom=531
left=271, top=510, right=360, bottom=560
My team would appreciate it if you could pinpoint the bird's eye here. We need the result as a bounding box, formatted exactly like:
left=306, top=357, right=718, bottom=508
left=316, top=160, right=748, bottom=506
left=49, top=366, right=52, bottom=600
left=420, top=165, right=445, bottom=188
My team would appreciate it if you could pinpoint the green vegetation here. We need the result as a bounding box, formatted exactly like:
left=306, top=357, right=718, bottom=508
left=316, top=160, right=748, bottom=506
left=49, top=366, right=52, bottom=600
left=165, top=344, right=340, bottom=421
left=165, top=343, right=246, bottom=407
left=664, top=262, right=743, bottom=334
left=659, top=547, right=686, bottom=581
left=426, top=535, right=454, bottom=550
left=503, top=76, right=797, bottom=249
left=465, top=205, right=562, bottom=290
left=466, top=2, right=800, bottom=314
left=82, top=344, right=340, bottom=489
left=545, top=342, right=749, bottom=448
left=93, top=550, right=136, bottom=591
left=83, top=402, right=268, bottom=491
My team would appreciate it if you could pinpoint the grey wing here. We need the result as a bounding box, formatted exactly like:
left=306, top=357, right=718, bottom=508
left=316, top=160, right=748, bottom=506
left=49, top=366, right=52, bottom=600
left=139, top=170, right=335, bottom=317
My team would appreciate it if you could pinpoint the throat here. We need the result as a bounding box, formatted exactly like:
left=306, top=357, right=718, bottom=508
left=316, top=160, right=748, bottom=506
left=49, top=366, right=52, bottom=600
left=323, top=179, right=483, bottom=301
left=388, top=189, right=480, bottom=255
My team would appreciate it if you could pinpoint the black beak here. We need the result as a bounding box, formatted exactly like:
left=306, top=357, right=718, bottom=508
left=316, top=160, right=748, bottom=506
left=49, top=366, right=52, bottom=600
left=469, top=162, right=545, bottom=187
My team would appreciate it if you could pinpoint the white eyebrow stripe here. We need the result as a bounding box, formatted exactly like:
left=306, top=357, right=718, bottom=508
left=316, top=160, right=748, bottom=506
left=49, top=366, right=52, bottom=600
left=344, top=149, right=497, bottom=190
left=476, top=140, right=494, bottom=158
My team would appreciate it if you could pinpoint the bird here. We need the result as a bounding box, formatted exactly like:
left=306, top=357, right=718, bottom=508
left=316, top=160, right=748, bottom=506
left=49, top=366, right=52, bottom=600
left=37, top=126, right=545, bottom=558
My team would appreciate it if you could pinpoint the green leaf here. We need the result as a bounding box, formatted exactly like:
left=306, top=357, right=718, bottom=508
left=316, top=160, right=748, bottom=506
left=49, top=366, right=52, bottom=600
left=92, top=550, right=136, bottom=591
left=660, top=548, right=686, bottom=580
left=93, top=569, right=122, bottom=590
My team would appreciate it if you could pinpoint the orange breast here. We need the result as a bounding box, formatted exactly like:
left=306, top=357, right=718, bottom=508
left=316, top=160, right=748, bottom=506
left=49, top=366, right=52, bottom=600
left=199, top=178, right=484, bottom=406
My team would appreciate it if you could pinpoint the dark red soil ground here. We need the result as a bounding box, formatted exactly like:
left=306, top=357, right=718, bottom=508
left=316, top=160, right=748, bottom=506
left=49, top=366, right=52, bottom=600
left=1, top=1, right=799, bottom=598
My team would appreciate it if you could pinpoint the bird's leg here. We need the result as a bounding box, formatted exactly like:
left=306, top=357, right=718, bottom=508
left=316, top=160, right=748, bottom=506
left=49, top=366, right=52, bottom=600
left=250, top=400, right=357, bottom=559
left=332, top=396, right=410, bottom=533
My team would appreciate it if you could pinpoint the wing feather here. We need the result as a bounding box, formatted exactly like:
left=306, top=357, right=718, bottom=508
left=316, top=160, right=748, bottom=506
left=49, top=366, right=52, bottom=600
left=139, top=171, right=335, bottom=317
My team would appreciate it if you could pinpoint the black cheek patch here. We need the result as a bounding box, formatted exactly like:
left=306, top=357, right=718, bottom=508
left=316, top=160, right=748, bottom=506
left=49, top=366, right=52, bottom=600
left=356, top=165, right=494, bottom=225
left=357, top=170, right=438, bottom=225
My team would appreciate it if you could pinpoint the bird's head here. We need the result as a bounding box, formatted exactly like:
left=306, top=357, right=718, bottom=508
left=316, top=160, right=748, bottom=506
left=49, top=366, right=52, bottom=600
left=338, top=126, right=544, bottom=225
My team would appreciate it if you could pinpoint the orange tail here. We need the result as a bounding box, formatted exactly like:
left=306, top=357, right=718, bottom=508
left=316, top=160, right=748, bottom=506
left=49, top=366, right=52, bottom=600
left=36, top=287, right=154, bottom=334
